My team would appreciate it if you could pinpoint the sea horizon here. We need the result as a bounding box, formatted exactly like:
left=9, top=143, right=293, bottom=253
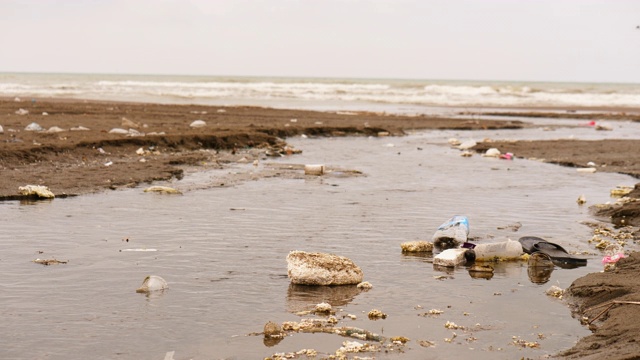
left=2, top=72, right=640, bottom=114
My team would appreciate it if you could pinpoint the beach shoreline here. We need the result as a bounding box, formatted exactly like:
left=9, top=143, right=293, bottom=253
left=2, top=97, right=640, bottom=358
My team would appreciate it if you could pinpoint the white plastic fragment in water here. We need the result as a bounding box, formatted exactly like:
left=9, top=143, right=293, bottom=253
left=190, top=120, right=206, bottom=128
left=136, top=275, right=168, bottom=293
left=143, top=186, right=182, bottom=194
left=304, top=164, right=325, bottom=176
left=25, top=122, right=43, bottom=131
left=120, top=248, right=158, bottom=252
left=18, top=185, right=55, bottom=198
left=433, top=248, right=467, bottom=267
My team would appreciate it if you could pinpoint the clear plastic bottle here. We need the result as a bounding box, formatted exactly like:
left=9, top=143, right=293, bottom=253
left=432, top=216, right=469, bottom=245
left=472, top=239, right=523, bottom=261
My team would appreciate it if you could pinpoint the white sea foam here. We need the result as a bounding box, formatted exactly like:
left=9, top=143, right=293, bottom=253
left=1, top=73, right=639, bottom=110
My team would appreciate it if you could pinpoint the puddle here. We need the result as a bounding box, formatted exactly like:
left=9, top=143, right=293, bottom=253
left=1, top=126, right=638, bottom=359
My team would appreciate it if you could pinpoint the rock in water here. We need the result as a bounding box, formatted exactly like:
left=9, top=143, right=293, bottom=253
left=136, top=275, right=168, bottom=293
left=286, top=250, right=363, bottom=285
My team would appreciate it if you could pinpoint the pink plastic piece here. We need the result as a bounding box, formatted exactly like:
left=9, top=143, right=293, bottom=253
left=602, top=253, right=625, bottom=264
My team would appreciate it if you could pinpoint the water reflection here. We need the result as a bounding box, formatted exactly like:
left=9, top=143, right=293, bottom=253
left=527, top=253, right=555, bottom=284
left=286, top=284, right=363, bottom=313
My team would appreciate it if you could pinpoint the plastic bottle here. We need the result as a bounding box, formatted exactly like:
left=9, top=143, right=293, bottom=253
left=432, top=216, right=469, bottom=245
left=472, top=239, right=523, bottom=261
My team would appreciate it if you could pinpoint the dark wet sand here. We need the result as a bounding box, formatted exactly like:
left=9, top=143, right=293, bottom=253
left=1, top=98, right=640, bottom=359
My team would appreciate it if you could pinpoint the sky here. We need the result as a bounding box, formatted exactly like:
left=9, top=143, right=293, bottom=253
left=1, top=0, right=639, bottom=83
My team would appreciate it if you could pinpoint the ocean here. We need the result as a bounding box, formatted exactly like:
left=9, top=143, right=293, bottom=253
left=1, top=72, right=639, bottom=114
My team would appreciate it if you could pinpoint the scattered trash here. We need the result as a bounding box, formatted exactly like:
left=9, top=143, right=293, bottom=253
left=15, top=108, right=29, bottom=115
left=496, top=222, right=522, bottom=231
left=315, top=302, right=333, bottom=314
left=136, top=275, right=168, bottom=293
left=108, top=128, right=128, bottom=134
left=519, top=236, right=587, bottom=268
left=499, top=152, right=514, bottom=160
left=24, top=122, right=43, bottom=131
left=190, top=120, right=206, bottom=128
left=143, top=186, right=182, bottom=194
left=0, top=124, right=3, bottom=134
left=18, top=185, right=55, bottom=199
left=602, top=244, right=625, bottom=265
left=460, top=150, right=473, bottom=157
left=46, top=126, right=65, bottom=133
left=42, top=112, right=48, bottom=116
left=120, top=248, right=158, bottom=252
left=400, top=241, right=434, bottom=253
left=457, top=139, right=477, bottom=150
left=304, top=164, right=325, bottom=175
left=97, top=147, right=107, bottom=154
left=33, top=258, right=67, bottom=265
left=368, top=309, right=387, bottom=319
left=595, top=123, right=613, bottom=131
left=432, top=215, right=469, bottom=247
left=70, top=126, right=90, bottom=131
left=577, top=194, right=586, bottom=205
left=286, top=250, right=364, bottom=285
left=136, top=147, right=145, bottom=155
left=104, top=161, right=113, bottom=167
left=357, top=281, right=373, bottom=290
left=587, top=161, right=596, bottom=167
left=377, top=131, right=390, bottom=137
left=483, top=148, right=501, bottom=157
left=448, top=138, right=461, bottom=146
left=545, top=285, right=564, bottom=298
left=433, top=248, right=468, bottom=267
left=469, top=239, right=524, bottom=262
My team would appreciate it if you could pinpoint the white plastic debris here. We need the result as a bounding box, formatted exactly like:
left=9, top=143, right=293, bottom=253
left=136, top=147, right=145, bottom=155
left=70, top=126, right=90, bottom=131
left=18, top=185, right=55, bottom=199
left=190, top=120, right=206, bottom=128
left=136, top=275, right=168, bottom=293
left=109, top=128, right=128, bottom=134
left=46, top=126, right=65, bottom=133
left=457, top=140, right=477, bottom=150
left=15, top=108, right=29, bottom=115
left=25, top=122, right=43, bottom=131
left=104, top=161, right=113, bottom=166
left=42, top=112, right=48, bottom=116
left=433, top=248, right=467, bottom=267
left=483, top=148, right=501, bottom=157
left=0, top=125, right=3, bottom=134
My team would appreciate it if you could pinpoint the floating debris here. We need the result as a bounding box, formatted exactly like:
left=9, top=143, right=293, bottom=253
left=136, top=275, right=168, bottom=293
left=356, top=281, right=373, bottom=290
left=546, top=285, right=564, bottom=298
left=391, top=336, right=410, bottom=344
left=368, top=309, right=387, bottom=320
left=401, top=240, right=434, bottom=253
left=143, top=186, right=182, bottom=195
left=33, top=258, right=67, bottom=265
left=418, top=340, right=436, bottom=348
left=18, top=185, right=55, bottom=199
left=263, top=321, right=285, bottom=338
left=577, top=194, right=587, bottom=205
left=444, top=321, right=465, bottom=330
left=314, top=302, right=332, bottom=314
left=420, top=309, right=444, bottom=317
left=512, top=336, right=540, bottom=348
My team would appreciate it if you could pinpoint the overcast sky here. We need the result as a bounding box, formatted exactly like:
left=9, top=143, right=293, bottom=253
left=1, top=0, right=638, bottom=83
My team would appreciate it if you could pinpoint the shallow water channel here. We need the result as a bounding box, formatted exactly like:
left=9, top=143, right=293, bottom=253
left=2, top=121, right=639, bottom=360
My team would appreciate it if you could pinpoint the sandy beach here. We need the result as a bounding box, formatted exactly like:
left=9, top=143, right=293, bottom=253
left=2, top=98, right=640, bottom=358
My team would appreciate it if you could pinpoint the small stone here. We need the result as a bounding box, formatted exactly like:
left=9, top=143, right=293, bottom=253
left=190, top=120, right=206, bottom=128
left=286, top=251, right=363, bottom=285
left=263, top=321, right=283, bottom=338
left=400, top=241, right=433, bottom=253
left=368, top=309, right=387, bottom=319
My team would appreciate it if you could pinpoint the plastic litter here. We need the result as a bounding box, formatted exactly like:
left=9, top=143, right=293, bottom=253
left=499, top=152, right=513, bottom=160
left=15, top=108, right=29, bottom=115
left=18, top=185, right=55, bottom=199
left=136, top=275, right=168, bottom=293
left=432, top=216, right=469, bottom=246
left=471, top=239, right=523, bottom=261
left=433, top=248, right=468, bottom=267
left=190, top=120, right=206, bottom=128
left=25, top=122, right=43, bottom=131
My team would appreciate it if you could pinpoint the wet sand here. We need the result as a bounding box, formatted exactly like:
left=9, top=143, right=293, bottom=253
left=2, top=98, right=640, bottom=358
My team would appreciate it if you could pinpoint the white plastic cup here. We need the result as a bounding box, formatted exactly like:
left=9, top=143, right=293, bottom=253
left=304, top=164, right=325, bottom=175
